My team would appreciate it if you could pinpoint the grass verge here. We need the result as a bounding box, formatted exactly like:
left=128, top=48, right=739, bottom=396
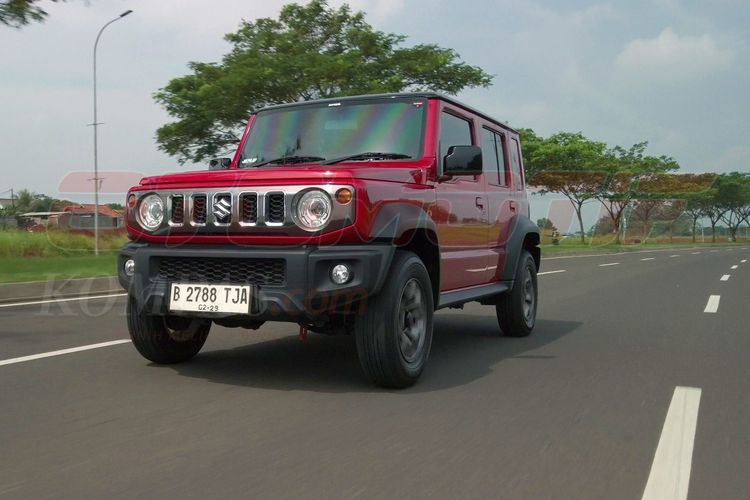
left=0, top=254, right=117, bottom=283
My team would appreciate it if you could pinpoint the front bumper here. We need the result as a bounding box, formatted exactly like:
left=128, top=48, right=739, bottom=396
left=119, top=242, right=395, bottom=322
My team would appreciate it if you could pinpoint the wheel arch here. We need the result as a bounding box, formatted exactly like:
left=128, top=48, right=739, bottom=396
left=502, top=215, right=541, bottom=282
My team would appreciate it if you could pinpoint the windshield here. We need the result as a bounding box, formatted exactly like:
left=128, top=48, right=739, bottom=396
left=239, top=98, right=426, bottom=167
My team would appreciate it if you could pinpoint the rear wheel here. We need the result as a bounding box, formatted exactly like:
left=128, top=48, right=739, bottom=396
left=496, top=250, right=537, bottom=337
left=127, top=297, right=211, bottom=364
left=354, top=251, right=434, bottom=388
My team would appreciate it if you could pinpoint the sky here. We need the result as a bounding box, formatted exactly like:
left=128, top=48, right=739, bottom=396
left=0, top=0, right=748, bottom=223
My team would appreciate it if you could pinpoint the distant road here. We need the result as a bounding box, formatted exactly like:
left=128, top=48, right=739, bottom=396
left=0, top=246, right=748, bottom=499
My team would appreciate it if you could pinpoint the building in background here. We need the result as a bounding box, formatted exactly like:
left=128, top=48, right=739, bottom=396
left=58, top=204, right=124, bottom=230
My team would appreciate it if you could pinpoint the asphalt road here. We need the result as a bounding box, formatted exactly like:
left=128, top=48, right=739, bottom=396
left=0, top=246, right=748, bottom=499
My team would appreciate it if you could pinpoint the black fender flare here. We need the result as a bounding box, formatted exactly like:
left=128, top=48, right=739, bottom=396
left=501, top=215, right=541, bottom=282
left=369, top=202, right=438, bottom=246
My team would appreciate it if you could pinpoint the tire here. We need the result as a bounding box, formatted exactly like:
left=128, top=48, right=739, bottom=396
left=354, top=251, right=434, bottom=388
left=127, top=296, right=211, bottom=364
left=496, top=250, right=537, bottom=337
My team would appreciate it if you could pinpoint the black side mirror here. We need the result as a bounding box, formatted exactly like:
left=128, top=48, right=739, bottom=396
left=442, top=145, right=482, bottom=177
left=209, top=158, right=232, bottom=170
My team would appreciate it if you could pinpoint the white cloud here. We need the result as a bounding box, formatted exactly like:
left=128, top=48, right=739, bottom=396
left=615, top=27, right=734, bottom=84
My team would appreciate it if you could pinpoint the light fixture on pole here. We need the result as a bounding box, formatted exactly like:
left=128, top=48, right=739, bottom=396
left=92, top=9, right=132, bottom=256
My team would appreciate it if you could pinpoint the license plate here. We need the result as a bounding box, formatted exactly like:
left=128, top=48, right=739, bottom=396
left=169, top=283, right=251, bottom=314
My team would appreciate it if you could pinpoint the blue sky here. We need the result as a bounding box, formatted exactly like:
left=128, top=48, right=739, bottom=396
left=0, top=0, right=747, bottom=219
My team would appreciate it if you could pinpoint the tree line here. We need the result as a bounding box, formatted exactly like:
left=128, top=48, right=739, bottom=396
left=522, top=130, right=750, bottom=243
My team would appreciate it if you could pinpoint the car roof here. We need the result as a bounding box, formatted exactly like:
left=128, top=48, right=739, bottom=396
left=254, top=92, right=519, bottom=134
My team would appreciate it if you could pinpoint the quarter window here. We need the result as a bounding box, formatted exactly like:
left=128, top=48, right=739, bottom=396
left=481, top=128, right=508, bottom=186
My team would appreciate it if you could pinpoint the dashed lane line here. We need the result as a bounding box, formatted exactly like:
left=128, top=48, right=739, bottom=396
left=599, top=263, right=620, bottom=267
left=704, top=295, right=721, bottom=313
left=720, top=275, right=730, bottom=282
left=0, top=340, right=131, bottom=367
left=641, top=258, right=656, bottom=261
left=670, top=255, right=680, bottom=258
left=731, top=265, right=738, bottom=270
left=742, top=260, right=747, bottom=263
left=641, top=386, right=702, bottom=500
left=691, top=252, right=701, bottom=255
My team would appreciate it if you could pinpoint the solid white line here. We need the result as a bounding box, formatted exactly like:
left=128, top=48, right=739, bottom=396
left=641, top=386, right=701, bottom=500
left=0, top=293, right=127, bottom=309
left=538, top=270, right=566, bottom=276
left=670, top=255, right=680, bottom=258
left=731, top=265, right=738, bottom=270
left=720, top=275, right=730, bottom=282
left=704, top=295, right=721, bottom=313
left=641, top=257, right=656, bottom=261
left=599, top=262, right=620, bottom=267
left=0, top=340, right=131, bottom=367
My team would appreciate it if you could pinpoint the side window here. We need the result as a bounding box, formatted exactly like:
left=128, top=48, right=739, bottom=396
left=509, top=137, right=523, bottom=189
left=439, top=111, right=472, bottom=163
left=481, top=128, right=500, bottom=176
left=482, top=128, right=509, bottom=186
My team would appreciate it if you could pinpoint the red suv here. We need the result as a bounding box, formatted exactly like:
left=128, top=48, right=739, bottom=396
left=120, top=93, right=540, bottom=388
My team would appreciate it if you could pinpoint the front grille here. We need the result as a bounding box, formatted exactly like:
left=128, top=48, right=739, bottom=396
left=171, top=195, right=184, bottom=224
left=213, top=193, right=232, bottom=224
left=192, top=195, right=207, bottom=224
left=156, top=257, right=286, bottom=286
left=240, top=193, right=258, bottom=223
left=267, top=193, right=285, bottom=223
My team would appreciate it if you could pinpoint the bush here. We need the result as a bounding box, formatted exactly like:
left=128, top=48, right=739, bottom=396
left=0, top=229, right=128, bottom=257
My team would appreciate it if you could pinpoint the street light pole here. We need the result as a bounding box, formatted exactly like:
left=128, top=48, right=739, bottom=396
left=92, top=9, right=132, bottom=256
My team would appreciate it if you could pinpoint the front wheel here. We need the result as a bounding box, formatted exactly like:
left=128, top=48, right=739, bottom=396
left=354, top=251, right=434, bottom=388
left=496, top=250, right=537, bottom=337
left=127, top=297, right=211, bottom=364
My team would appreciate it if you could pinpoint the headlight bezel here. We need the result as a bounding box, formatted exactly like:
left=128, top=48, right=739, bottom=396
left=292, top=188, right=333, bottom=232
left=137, top=193, right=165, bottom=231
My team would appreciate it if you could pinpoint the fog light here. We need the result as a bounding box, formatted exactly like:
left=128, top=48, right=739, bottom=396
left=124, top=258, right=135, bottom=277
left=330, top=263, right=352, bottom=284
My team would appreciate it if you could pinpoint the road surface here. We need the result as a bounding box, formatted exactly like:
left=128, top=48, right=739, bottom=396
left=0, top=246, right=748, bottom=499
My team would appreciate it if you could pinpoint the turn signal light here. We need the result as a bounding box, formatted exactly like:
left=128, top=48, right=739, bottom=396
left=335, top=188, right=353, bottom=204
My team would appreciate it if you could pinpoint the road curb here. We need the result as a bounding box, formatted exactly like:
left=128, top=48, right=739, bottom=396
left=0, top=276, right=124, bottom=304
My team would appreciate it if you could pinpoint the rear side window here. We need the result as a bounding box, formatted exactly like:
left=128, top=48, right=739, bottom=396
left=439, top=111, right=472, bottom=162
left=509, top=137, right=523, bottom=189
left=481, top=128, right=508, bottom=186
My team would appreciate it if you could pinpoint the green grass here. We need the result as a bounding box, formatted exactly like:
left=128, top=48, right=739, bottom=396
left=541, top=237, right=748, bottom=256
left=0, top=230, right=127, bottom=257
left=0, top=254, right=118, bottom=283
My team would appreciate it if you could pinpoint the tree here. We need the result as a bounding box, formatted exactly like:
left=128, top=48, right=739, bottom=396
left=154, top=0, right=493, bottom=164
left=716, top=172, right=750, bottom=241
left=683, top=192, right=712, bottom=243
left=595, top=142, right=679, bottom=244
left=630, top=199, right=664, bottom=238
left=0, top=0, right=61, bottom=28
left=525, top=132, right=608, bottom=244
left=655, top=199, right=687, bottom=243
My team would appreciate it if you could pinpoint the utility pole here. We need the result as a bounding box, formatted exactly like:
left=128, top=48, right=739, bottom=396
left=92, top=9, right=133, bottom=256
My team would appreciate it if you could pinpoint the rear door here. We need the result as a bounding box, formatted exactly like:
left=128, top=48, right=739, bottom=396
left=433, top=106, right=491, bottom=290
left=481, top=126, right=514, bottom=281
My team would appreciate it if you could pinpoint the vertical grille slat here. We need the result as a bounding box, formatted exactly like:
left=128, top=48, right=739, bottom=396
left=192, top=195, right=207, bottom=224
left=171, top=195, right=184, bottom=225
left=267, top=193, right=285, bottom=223
left=240, top=193, right=258, bottom=223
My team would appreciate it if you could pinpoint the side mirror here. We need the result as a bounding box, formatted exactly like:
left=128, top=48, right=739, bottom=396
left=442, top=145, right=482, bottom=177
left=209, top=158, right=232, bottom=170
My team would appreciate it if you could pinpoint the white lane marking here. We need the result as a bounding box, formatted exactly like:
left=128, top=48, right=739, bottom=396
left=704, top=295, right=721, bottom=313
left=731, top=265, right=738, bottom=270
left=599, top=262, right=620, bottom=267
left=641, top=257, right=656, bottom=261
left=720, top=275, right=730, bottom=281
left=692, top=252, right=701, bottom=255
left=670, top=254, right=680, bottom=258
left=538, top=270, right=566, bottom=276
left=741, top=260, right=747, bottom=263
left=710, top=250, right=718, bottom=253
left=0, top=340, right=131, bottom=367
left=0, top=293, right=126, bottom=309
left=641, top=386, right=701, bottom=500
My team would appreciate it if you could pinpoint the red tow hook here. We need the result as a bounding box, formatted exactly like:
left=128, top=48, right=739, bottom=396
left=299, top=325, right=308, bottom=342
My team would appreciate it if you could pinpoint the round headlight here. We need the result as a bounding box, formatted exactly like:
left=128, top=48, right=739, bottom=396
left=137, top=194, right=164, bottom=231
left=294, top=190, right=331, bottom=231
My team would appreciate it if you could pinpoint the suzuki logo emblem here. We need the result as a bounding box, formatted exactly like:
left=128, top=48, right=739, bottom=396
left=213, top=196, right=232, bottom=221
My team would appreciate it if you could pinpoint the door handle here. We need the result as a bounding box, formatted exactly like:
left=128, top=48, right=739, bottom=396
left=475, top=197, right=485, bottom=210
left=509, top=200, right=517, bottom=212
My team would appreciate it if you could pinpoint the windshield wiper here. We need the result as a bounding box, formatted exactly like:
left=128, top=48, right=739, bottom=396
left=322, top=152, right=412, bottom=165
left=243, top=155, right=326, bottom=168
